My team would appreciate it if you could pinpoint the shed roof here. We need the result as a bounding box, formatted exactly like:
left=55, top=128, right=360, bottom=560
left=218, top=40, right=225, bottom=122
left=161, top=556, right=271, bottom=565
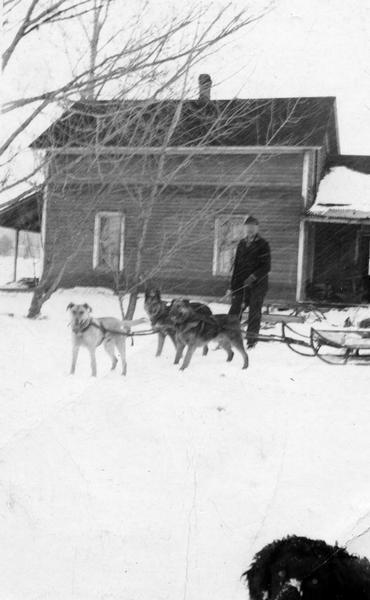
left=309, top=166, right=370, bottom=220
left=30, top=96, right=338, bottom=152
left=326, top=154, right=370, bottom=174
left=0, top=187, right=43, bottom=232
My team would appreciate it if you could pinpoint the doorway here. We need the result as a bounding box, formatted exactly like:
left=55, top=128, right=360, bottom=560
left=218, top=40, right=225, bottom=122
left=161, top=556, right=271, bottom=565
left=305, top=222, right=364, bottom=303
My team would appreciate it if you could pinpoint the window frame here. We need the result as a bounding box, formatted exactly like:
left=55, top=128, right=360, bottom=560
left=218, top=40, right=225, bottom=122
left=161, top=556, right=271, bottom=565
left=93, top=211, right=125, bottom=271
left=212, top=214, right=246, bottom=277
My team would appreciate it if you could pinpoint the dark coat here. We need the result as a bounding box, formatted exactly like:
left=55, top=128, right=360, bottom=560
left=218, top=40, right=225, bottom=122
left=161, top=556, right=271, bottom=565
left=230, top=234, right=271, bottom=292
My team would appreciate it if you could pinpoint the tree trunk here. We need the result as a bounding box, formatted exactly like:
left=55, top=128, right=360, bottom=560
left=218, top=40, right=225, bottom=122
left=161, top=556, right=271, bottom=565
left=125, top=289, right=138, bottom=320
left=27, top=269, right=63, bottom=318
left=27, top=285, right=48, bottom=318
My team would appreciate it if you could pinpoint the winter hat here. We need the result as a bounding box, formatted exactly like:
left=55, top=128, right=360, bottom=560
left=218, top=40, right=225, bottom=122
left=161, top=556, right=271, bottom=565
left=244, top=215, right=259, bottom=225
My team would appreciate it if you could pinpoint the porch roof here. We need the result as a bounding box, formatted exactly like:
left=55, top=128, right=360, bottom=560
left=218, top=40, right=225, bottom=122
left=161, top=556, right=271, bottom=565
left=0, top=187, right=43, bottom=232
left=308, top=166, right=370, bottom=220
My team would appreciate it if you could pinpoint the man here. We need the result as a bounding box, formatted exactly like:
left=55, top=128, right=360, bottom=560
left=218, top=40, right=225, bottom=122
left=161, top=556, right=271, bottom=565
left=229, top=215, right=271, bottom=348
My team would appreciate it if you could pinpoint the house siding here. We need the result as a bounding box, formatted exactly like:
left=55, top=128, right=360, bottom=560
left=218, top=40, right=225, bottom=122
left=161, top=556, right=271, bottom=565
left=49, top=152, right=304, bottom=188
left=43, top=151, right=305, bottom=302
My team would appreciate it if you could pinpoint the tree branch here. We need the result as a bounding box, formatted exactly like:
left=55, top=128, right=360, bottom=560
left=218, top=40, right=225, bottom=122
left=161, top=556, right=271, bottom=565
left=2, top=0, right=39, bottom=69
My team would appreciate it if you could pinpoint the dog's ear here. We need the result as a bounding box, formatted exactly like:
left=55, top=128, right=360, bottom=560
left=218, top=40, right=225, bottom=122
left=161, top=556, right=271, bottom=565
left=66, top=302, right=75, bottom=311
left=83, top=303, right=92, bottom=313
left=242, top=539, right=282, bottom=599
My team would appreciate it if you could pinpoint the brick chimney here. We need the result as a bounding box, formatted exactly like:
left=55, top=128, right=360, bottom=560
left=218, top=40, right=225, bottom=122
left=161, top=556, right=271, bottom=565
left=198, top=74, right=212, bottom=101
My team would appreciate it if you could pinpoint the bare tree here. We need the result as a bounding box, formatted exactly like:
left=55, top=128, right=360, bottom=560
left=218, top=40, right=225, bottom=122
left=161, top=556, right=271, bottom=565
left=2, top=1, right=263, bottom=162
left=0, top=0, right=268, bottom=316
left=1, top=0, right=275, bottom=317
left=2, top=0, right=96, bottom=70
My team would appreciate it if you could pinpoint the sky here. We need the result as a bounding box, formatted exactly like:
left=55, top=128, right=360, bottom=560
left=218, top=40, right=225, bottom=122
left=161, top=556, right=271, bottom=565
left=2, top=0, right=370, bottom=201
left=206, top=0, right=370, bottom=154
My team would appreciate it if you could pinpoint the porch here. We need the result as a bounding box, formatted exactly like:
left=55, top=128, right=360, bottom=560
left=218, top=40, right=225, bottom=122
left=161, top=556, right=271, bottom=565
left=303, top=218, right=370, bottom=304
left=0, top=187, right=43, bottom=288
left=300, top=164, right=370, bottom=304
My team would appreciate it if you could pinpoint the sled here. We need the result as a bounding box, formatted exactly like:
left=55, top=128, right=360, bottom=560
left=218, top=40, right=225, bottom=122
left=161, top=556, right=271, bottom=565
left=242, top=311, right=370, bottom=364
left=310, top=327, right=370, bottom=365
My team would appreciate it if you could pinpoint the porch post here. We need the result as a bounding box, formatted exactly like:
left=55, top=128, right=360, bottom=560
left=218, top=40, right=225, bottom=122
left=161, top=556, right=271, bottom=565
left=296, top=220, right=306, bottom=302
left=296, top=150, right=313, bottom=302
left=13, top=229, right=19, bottom=282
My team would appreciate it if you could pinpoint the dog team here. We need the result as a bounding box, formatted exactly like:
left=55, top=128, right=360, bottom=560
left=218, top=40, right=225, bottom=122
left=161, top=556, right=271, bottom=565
left=67, top=288, right=248, bottom=376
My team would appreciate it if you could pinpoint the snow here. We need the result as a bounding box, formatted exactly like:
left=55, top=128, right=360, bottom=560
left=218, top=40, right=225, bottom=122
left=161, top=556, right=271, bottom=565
left=309, top=166, right=370, bottom=218
left=0, top=287, right=370, bottom=599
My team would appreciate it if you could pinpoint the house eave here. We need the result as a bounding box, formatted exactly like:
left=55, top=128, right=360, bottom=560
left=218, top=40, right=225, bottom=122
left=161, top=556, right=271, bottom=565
left=304, top=214, right=370, bottom=225
left=332, top=98, right=341, bottom=155
left=32, top=145, right=322, bottom=155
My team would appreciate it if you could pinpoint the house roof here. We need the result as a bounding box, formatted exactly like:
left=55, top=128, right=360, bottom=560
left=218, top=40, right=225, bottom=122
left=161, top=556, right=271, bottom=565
left=30, top=96, right=339, bottom=151
left=0, top=187, right=43, bottom=232
left=309, top=166, right=370, bottom=220
left=326, top=154, right=370, bottom=174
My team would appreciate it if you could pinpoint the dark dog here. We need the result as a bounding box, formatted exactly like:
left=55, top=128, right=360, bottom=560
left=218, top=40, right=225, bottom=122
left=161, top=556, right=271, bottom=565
left=169, top=298, right=248, bottom=370
left=144, top=288, right=212, bottom=357
left=243, top=535, right=370, bottom=599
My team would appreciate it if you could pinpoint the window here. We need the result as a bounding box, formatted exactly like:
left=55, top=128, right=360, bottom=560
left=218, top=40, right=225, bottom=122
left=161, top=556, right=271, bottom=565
left=213, top=215, right=246, bottom=276
left=93, top=212, right=125, bottom=271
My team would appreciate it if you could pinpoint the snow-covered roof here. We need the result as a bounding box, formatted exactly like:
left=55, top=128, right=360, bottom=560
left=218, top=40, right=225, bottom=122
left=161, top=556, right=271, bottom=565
left=309, top=166, right=370, bottom=219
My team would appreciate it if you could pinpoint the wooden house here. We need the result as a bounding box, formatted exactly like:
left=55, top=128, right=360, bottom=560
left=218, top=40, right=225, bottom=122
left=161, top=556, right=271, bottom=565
left=5, top=76, right=363, bottom=304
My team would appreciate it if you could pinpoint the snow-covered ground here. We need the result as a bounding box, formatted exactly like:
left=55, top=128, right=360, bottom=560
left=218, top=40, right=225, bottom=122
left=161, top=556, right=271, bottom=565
left=0, top=287, right=370, bottom=600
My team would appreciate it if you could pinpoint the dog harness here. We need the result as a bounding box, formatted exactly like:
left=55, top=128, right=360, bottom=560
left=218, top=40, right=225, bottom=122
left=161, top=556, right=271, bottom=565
left=72, top=318, right=107, bottom=343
